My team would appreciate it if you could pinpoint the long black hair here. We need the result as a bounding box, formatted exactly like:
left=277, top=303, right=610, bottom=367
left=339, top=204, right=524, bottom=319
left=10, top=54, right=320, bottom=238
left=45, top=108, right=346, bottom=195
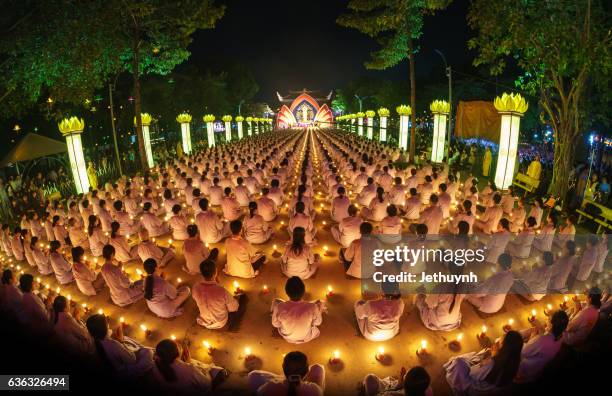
left=86, top=314, right=112, bottom=369
left=88, top=215, right=98, bottom=236
left=290, top=227, right=306, bottom=256
left=110, top=221, right=120, bottom=239
left=282, top=351, right=309, bottom=396
left=143, top=258, right=157, bottom=300
left=154, top=339, right=179, bottom=382
left=484, top=330, right=523, bottom=387
left=52, top=295, right=67, bottom=325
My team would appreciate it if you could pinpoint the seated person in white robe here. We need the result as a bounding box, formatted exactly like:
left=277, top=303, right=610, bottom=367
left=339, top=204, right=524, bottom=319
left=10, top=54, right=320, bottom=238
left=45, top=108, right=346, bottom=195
left=444, top=330, right=523, bottom=396
left=376, top=204, right=402, bottom=244
left=438, top=183, right=452, bottom=218
left=331, top=186, right=350, bottom=222
left=388, top=177, right=407, bottom=207
left=548, top=240, right=578, bottom=291
left=51, top=296, right=94, bottom=357
left=563, top=287, right=601, bottom=347
left=281, top=227, right=320, bottom=279
left=474, top=193, right=504, bottom=234
left=18, top=274, right=52, bottom=335
left=234, top=177, right=251, bottom=207
left=195, top=198, right=229, bottom=244
left=417, top=194, right=443, bottom=236
left=1, top=269, right=23, bottom=317
left=48, top=240, right=75, bottom=285
left=243, top=201, right=273, bottom=244
left=112, top=200, right=140, bottom=236
left=363, top=365, right=432, bottom=396
left=28, top=237, right=53, bottom=275
left=331, top=204, right=362, bottom=248
left=515, top=310, right=569, bottom=383
left=224, top=219, right=265, bottom=278
left=355, top=281, right=404, bottom=341
left=532, top=213, right=556, bottom=251
left=109, top=221, right=138, bottom=263
left=100, top=244, right=144, bottom=307
left=554, top=215, right=576, bottom=249
left=183, top=224, right=218, bottom=275
left=193, top=259, right=239, bottom=329
left=403, top=188, right=422, bottom=221
left=341, top=222, right=376, bottom=279
left=221, top=187, right=242, bottom=222
left=87, top=215, right=108, bottom=258
left=248, top=351, right=325, bottom=396
left=257, top=187, right=279, bottom=222
left=362, top=187, right=389, bottom=222
left=271, top=277, right=324, bottom=344
left=71, top=246, right=105, bottom=296
left=528, top=198, right=544, bottom=228
left=466, top=253, right=515, bottom=314
left=137, top=228, right=175, bottom=268
left=141, top=202, right=169, bottom=237
left=86, top=314, right=153, bottom=379
left=573, top=235, right=599, bottom=282
left=358, top=178, right=377, bottom=207
left=506, top=216, right=537, bottom=259
left=288, top=202, right=316, bottom=245
left=142, top=258, right=190, bottom=318
left=168, top=204, right=189, bottom=241
left=68, top=217, right=89, bottom=249
left=150, top=339, right=225, bottom=394
left=509, top=198, right=527, bottom=233
left=208, top=177, right=224, bottom=206
left=513, top=251, right=554, bottom=301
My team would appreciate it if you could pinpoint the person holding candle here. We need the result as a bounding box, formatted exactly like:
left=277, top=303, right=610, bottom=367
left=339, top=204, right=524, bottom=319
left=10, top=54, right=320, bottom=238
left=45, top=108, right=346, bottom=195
left=143, top=258, right=190, bottom=318
left=288, top=201, right=317, bottom=245
left=244, top=201, right=274, bottom=244
left=71, top=246, right=105, bottom=296
left=444, top=330, right=524, bottom=395
left=17, top=273, right=52, bottom=336
left=167, top=204, right=189, bottom=241
left=183, top=224, right=218, bottom=275
left=257, top=187, right=279, bottom=222
left=248, top=351, right=325, bottom=395
left=354, top=281, right=404, bottom=341
left=150, top=338, right=227, bottom=394
left=271, top=276, right=324, bottom=344
left=140, top=202, right=169, bottom=238
left=85, top=313, right=154, bottom=379
left=192, top=259, right=239, bottom=329
left=108, top=221, right=138, bottom=263
left=195, top=198, right=230, bottom=244
left=362, top=187, right=389, bottom=222
left=363, top=365, right=432, bottom=396
left=67, top=217, right=89, bottom=249
left=563, top=286, right=601, bottom=347
left=331, top=186, right=350, bottom=223
left=513, top=251, right=555, bottom=301
left=548, top=240, right=578, bottom=292
left=10, top=226, right=26, bottom=261
left=532, top=213, right=557, bottom=251
left=403, top=188, right=422, bottom=222
left=341, top=222, right=376, bottom=279
left=137, top=228, right=175, bottom=268
left=377, top=204, right=402, bottom=244
left=100, top=245, right=144, bottom=307
left=48, top=240, right=75, bottom=285
left=0, top=269, right=22, bottom=317
left=220, top=187, right=242, bottom=222
left=112, top=200, right=141, bottom=237
left=87, top=215, right=108, bottom=258
left=224, top=220, right=266, bottom=278
left=572, top=235, right=599, bottom=283
left=466, top=253, right=515, bottom=314
left=506, top=216, right=537, bottom=259
left=281, top=227, right=320, bottom=280
left=357, top=177, right=377, bottom=207
left=331, top=204, right=362, bottom=248
left=51, top=295, right=94, bottom=357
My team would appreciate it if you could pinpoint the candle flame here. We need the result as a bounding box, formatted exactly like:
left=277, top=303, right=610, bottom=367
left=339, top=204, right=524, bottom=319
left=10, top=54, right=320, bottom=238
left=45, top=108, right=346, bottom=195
left=457, top=333, right=463, bottom=341
left=482, top=325, right=487, bottom=333
left=244, top=347, right=252, bottom=356
left=140, top=324, right=147, bottom=332
left=333, top=350, right=340, bottom=359
left=420, top=339, right=427, bottom=350
left=508, top=318, right=514, bottom=325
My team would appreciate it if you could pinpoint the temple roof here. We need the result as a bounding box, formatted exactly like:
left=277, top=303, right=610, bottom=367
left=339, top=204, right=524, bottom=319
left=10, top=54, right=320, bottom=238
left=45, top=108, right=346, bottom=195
left=276, top=88, right=333, bottom=104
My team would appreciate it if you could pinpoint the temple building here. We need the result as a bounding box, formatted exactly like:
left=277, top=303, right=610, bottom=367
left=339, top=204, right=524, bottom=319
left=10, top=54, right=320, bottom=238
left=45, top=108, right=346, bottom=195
left=275, top=88, right=334, bottom=128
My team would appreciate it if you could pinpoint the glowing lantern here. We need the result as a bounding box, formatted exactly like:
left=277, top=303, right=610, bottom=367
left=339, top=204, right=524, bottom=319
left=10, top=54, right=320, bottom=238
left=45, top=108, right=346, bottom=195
left=493, top=93, right=529, bottom=189
left=176, top=113, right=193, bottom=154
left=222, top=115, right=232, bottom=142
left=246, top=117, right=253, bottom=136
left=203, top=114, right=216, bottom=147
left=396, top=105, right=411, bottom=151
left=430, top=100, right=450, bottom=163
left=134, top=113, right=154, bottom=168
left=236, top=116, right=244, bottom=139
left=365, top=110, right=375, bottom=139
left=356, top=112, right=365, bottom=136
left=58, top=117, right=90, bottom=194
left=378, top=107, right=390, bottom=142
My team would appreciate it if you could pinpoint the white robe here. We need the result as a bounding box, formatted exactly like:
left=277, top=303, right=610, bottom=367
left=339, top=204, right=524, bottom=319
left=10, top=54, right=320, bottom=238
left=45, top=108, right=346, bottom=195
left=516, top=333, right=562, bottom=383
left=49, top=252, right=74, bottom=284
left=144, top=275, right=190, bottom=318
left=223, top=236, right=261, bottom=278
left=465, top=270, right=514, bottom=313
left=100, top=262, right=143, bottom=307
left=183, top=237, right=212, bottom=274
left=195, top=211, right=228, bottom=244
left=271, top=299, right=323, bottom=344
left=354, top=298, right=404, bottom=341
left=244, top=214, right=273, bottom=244
left=192, top=280, right=239, bottom=329
left=281, top=245, right=319, bottom=279
left=331, top=216, right=362, bottom=248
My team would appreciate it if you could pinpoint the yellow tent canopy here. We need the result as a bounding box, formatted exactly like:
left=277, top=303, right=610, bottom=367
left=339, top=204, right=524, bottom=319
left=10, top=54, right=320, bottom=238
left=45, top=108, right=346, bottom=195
left=0, top=133, right=67, bottom=167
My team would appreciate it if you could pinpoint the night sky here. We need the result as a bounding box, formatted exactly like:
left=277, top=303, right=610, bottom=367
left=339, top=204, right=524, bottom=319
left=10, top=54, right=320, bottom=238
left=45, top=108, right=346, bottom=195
left=190, top=0, right=474, bottom=103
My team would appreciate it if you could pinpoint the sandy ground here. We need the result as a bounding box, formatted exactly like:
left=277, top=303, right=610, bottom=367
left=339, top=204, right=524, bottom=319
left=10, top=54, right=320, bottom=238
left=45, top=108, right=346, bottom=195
left=2, top=130, right=583, bottom=395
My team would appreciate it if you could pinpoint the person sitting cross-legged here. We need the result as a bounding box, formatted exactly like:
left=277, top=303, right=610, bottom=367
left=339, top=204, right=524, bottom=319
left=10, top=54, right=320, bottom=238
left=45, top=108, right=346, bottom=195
left=193, top=259, right=239, bottom=330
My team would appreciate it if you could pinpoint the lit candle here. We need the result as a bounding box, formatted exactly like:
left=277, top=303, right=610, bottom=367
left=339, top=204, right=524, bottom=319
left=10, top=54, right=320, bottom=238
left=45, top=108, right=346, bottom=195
left=203, top=340, right=213, bottom=354
left=97, top=308, right=104, bottom=315
left=329, top=349, right=341, bottom=364
left=375, top=346, right=385, bottom=362
left=478, top=325, right=488, bottom=340
left=152, top=237, right=156, bottom=243
left=177, top=277, right=182, bottom=284
left=560, top=296, right=569, bottom=310
left=544, top=303, right=553, bottom=316
left=323, top=245, right=329, bottom=255
left=67, top=294, right=72, bottom=302
left=417, top=339, right=428, bottom=356
left=503, top=318, right=514, bottom=333
left=119, top=316, right=126, bottom=326
left=262, top=284, right=269, bottom=294
left=55, top=287, right=61, bottom=294
left=528, top=309, right=537, bottom=322
left=136, top=269, right=143, bottom=276
left=322, top=220, right=327, bottom=226
left=326, top=285, right=334, bottom=297
left=233, top=281, right=242, bottom=294
left=140, top=324, right=151, bottom=337
left=244, top=346, right=253, bottom=359
left=168, top=239, right=173, bottom=246
left=81, top=303, right=88, bottom=312
left=170, top=334, right=177, bottom=341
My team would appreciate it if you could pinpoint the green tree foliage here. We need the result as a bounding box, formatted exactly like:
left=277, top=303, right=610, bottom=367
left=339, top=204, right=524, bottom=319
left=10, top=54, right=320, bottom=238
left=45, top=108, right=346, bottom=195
left=337, top=0, right=451, bottom=161
left=468, top=0, right=611, bottom=200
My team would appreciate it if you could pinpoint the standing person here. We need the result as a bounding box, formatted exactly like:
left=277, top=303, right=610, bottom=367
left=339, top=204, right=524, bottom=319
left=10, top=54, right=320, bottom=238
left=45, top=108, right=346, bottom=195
left=482, top=146, right=492, bottom=177
left=100, top=245, right=144, bottom=307
left=143, top=258, right=190, bottom=318
left=248, top=352, right=325, bottom=396
left=192, top=259, right=239, bottom=329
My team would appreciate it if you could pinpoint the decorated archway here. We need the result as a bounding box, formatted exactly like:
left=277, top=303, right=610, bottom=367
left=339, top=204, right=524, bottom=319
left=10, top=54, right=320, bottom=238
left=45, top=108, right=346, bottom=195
left=276, top=89, right=333, bottom=128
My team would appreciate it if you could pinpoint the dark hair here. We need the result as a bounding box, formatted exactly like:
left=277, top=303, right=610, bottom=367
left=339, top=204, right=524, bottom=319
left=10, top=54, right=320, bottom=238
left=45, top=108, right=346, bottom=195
left=248, top=201, right=258, bottom=218
left=1, top=269, right=13, bottom=285
left=360, top=222, right=373, bottom=235
left=348, top=204, right=358, bottom=216
left=403, top=366, right=430, bottom=396
left=155, top=339, right=179, bottom=382
left=498, top=253, right=512, bottom=270
left=110, top=221, right=120, bottom=239
left=588, top=286, right=602, bottom=308
left=543, top=251, right=554, bottom=266
left=295, top=201, right=305, bottom=214
left=19, top=273, right=34, bottom=292
left=230, top=220, right=242, bottom=235
left=565, top=240, right=576, bottom=256
left=187, top=224, right=198, bottom=238
left=86, top=314, right=112, bottom=368
left=52, top=295, right=67, bottom=324
left=457, top=220, right=470, bottom=235
left=550, top=310, right=569, bottom=340
left=282, top=351, right=309, bottom=396
left=171, top=204, right=181, bottom=215
left=526, top=216, right=537, bottom=227
left=49, top=239, right=61, bottom=252
left=143, top=202, right=152, bottom=212
left=102, top=244, right=115, bottom=260
left=199, top=259, right=216, bottom=279
left=72, top=246, right=85, bottom=263
left=88, top=215, right=97, bottom=236
left=387, top=204, right=398, bottom=217
left=484, top=330, right=523, bottom=386
left=285, top=276, right=305, bottom=301
left=143, top=258, right=157, bottom=300
left=290, top=227, right=306, bottom=256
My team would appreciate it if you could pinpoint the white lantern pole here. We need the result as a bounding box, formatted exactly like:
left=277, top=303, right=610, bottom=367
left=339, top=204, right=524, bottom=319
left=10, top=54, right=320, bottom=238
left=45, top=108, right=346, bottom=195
left=365, top=110, right=375, bottom=140
left=58, top=117, right=90, bottom=194
left=246, top=117, right=253, bottom=136
left=430, top=100, right=450, bottom=163
left=357, top=112, right=364, bottom=136
left=378, top=108, right=389, bottom=142
left=254, top=118, right=259, bottom=135
left=236, top=116, right=244, bottom=139
left=134, top=113, right=154, bottom=168
left=222, top=115, right=232, bottom=142
left=493, top=93, right=529, bottom=190
left=176, top=113, right=192, bottom=155
left=350, top=116, right=356, bottom=133
left=203, top=114, right=216, bottom=147
left=396, top=105, right=411, bottom=151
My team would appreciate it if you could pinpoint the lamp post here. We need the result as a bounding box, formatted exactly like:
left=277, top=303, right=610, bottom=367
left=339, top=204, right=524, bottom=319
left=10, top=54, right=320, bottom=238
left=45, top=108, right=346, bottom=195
left=176, top=113, right=192, bottom=155
left=253, top=118, right=259, bottom=135
left=134, top=113, right=154, bottom=169
left=430, top=100, right=450, bottom=163
left=378, top=108, right=390, bottom=142
left=246, top=117, right=253, bottom=136
left=203, top=114, right=216, bottom=147
left=396, top=105, right=412, bottom=151
left=222, top=115, right=232, bottom=142
left=236, top=116, right=244, bottom=139
left=354, top=94, right=370, bottom=112
left=365, top=110, right=375, bottom=140
left=434, top=49, right=452, bottom=160
left=58, top=117, right=90, bottom=194
left=493, top=93, right=529, bottom=190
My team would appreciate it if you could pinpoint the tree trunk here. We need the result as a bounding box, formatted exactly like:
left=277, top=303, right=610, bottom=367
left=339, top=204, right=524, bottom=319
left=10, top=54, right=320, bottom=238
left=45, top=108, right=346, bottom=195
left=549, top=123, right=577, bottom=205
left=132, top=23, right=147, bottom=171
left=408, top=37, right=416, bottom=163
